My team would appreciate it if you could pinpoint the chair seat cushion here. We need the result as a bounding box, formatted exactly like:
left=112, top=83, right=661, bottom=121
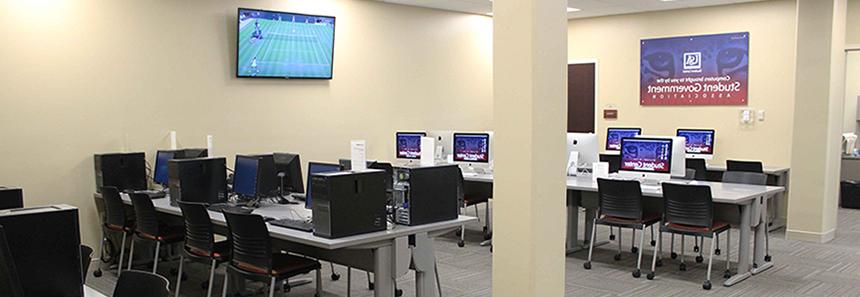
left=665, top=221, right=730, bottom=235
left=235, top=253, right=321, bottom=277
left=598, top=213, right=661, bottom=227
left=105, top=220, right=135, bottom=232
left=137, top=225, right=185, bottom=243
left=464, top=195, right=490, bottom=206
left=187, top=240, right=230, bottom=261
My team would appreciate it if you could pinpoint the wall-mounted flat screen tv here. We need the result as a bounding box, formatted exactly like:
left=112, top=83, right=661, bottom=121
left=237, top=8, right=335, bottom=79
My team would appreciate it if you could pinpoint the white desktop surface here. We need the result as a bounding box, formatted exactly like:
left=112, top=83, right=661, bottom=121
left=84, top=285, right=107, bottom=297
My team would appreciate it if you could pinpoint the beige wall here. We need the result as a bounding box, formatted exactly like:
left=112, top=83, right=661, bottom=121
left=568, top=0, right=797, bottom=167
left=0, top=0, right=493, bottom=247
left=848, top=0, right=860, bottom=44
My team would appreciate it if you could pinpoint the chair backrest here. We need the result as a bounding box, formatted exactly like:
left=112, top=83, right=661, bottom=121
left=596, top=178, right=644, bottom=220
left=722, top=171, right=767, bottom=186
left=685, top=158, right=708, bottom=181
left=130, top=193, right=160, bottom=236
left=456, top=167, right=465, bottom=204
left=113, top=270, right=170, bottom=297
left=682, top=169, right=696, bottom=180
left=80, top=245, right=93, bottom=284
left=0, top=226, right=24, bottom=297
left=178, top=201, right=216, bottom=255
left=223, top=211, right=272, bottom=274
left=100, top=186, right=129, bottom=228
left=726, top=160, right=763, bottom=173
left=661, top=182, right=714, bottom=228
left=599, top=154, right=621, bottom=173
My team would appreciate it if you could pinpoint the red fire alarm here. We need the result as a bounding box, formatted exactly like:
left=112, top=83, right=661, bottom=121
left=603, top=109, right=618, bottom=119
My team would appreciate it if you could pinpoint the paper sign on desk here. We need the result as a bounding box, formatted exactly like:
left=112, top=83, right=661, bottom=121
left=592, top=162, right=609, bottom=180
left=350, top=140, right=367, bottom=171
left=567, top=151, right=580, bottom=176
left=420, top=137, right=435, bottom=166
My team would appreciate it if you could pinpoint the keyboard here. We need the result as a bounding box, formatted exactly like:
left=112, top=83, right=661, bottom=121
left=269, top=218, right=313, bottom=232
left=206, top=203, right=253, bottom=214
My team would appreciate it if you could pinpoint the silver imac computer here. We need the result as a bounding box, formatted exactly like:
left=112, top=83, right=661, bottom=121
left=677, top=128, right=715, bottom=160
left=618, top=137, right=674, bottom=182
left=605, top=127, right=642, bottom=154
left=566, top=133, right=599, bottom=174
left=452, top=132, right=492, bottom=173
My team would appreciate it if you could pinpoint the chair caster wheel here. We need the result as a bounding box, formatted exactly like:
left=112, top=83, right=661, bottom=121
left=614, top=254, right=621, bottom=261
left=331, top=273, right=341, bottom=281
left=650, top=240, right=656, bottom=247
left=724, top=270, right=732, bottom=279
left=679, top=263, right=687, bottom=271
left=703, top=280, right=712, bottom=290
left=715, top=249, right=721, bottom=256
left=368, top=283, right=374, bottom=290
left=753, top=263, right=758, bottom=269
left=583, top=262, right=592, bottom=270
left=632, top=269, right=641, bottom=278
left=395, top=289, right=403, bottom=297
left=670, top=252, right=677, bottom=259
left=693, top=246, right=699, bottom=253
left=609, top=234, right=616, bottom=240
left=695, top=256, right=703, bottom=263
left=631, top=247, right=638, bottom=254
left=483, top=233, right=493, bottom=241
left=646, top=272, right=655, bottom=280
left=457, top=241, right=465, bottom=248
left=765, top=255, right=772, bottom=262
left=656, top=259, right=663, bottom=267
left=93, top=269, right=102, bottom=277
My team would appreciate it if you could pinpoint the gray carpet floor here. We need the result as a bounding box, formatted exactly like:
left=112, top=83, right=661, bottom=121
left=87, top=207, right=860, bottom=296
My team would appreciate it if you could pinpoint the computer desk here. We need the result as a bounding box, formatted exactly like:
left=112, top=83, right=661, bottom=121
left=462, top=173, right=784, bottom=287
left=705, top=164, right=790, bottom=232
left=84, top=285, right=107, bottom=297
left=118, top=196, right=476, bottom=297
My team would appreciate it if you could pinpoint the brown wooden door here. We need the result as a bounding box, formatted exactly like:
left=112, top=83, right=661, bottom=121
left=568, top=63, right=596, bottom=133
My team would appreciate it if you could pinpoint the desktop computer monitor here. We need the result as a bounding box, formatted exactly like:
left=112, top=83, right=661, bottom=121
left=453, top=133, right=490, bottom=163
left=273, top=153, right=303, bottom=194
left=154, top=149, right=210, bottom=186
left=168, top=157, right=228, bottom=205
left=427, top=130, right=454, bottom=160
left=618, top=137, right=673, bottom=181
left=567, top=133, right=599, bottom=171
left=94, top=152, right=147, bottom=192
left=605, top=128, right=642, bottom=152
left=305, top=162, right=343, bottom=209
left=233, top=155, right=261, bottom=198
left=396, top=132, right=426, bottom=160
left=677, top=129, right=715, bottom=159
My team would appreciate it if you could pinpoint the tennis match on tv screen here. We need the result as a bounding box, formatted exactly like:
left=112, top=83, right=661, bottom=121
left=237, top=8, right=335, bottom=79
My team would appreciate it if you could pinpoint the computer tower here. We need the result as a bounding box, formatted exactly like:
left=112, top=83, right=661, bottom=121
left=311, top=170, right=387, bottom=239
left=0, top=205, right=82, bottom=297
left=94, top=152, right=147, bottom=192
left=0, top=188, right=23, bottom=210
left=393, top=164, right=459, bottom=226
left=168, top=157, right=228, bottom=206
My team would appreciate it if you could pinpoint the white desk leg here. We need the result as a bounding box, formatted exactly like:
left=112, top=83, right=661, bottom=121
left=752, top=195, right=774, bottom=274
left=724, top=202, right=752, bottom=286
left=374, top=245, right=395, bottom=297
left=412, top=233, right=439, bottom=297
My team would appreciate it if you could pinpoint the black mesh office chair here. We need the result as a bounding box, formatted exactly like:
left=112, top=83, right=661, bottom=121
left=654, top=183, right=732, bottom=290
left=81, top=245, right=93, bottom=283
left=176, top=202, right=230, bottom=297
left=221, top=211, right=322, bottom=297
left=113, top=270, right=170, bottom=297
left=456, top=167, right=492, bottom=248
left=726, top=160, right=763, bottom=173
left=599, top=154, right=621, bottom=173
left=584, top=179, right=661, bottom=278
left=685, top=159, right=708, bottom=181
left=0, top=225, right=25, bottom=297
left=722, top=171, right=771, bottom=262
left=94, top=186, right=135, bottom=278
left=128, top=193, right=185, bottom=275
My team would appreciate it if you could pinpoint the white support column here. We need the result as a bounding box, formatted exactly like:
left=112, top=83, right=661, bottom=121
left=491, top=0, right=568, bottom=296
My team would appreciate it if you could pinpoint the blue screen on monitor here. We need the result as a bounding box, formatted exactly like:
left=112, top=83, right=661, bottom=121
left=620, top=138, right=673, bottom=173
left=396, top=132, right=425, bottom=159
left=233, top=156, right=259, bottom=197
left=154, top=151, right=173, bottom=185
left=306, top=162, right=342, bottom=209
left=606, top=128, right=642, bottom=151
left=677, top=129, right=715, bottom=155
left=453, top=133, right=490, bottom=163
left=237, top=8, right=335, bottom=79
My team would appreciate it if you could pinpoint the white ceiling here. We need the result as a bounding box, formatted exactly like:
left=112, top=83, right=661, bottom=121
left=377, top=0, right=768, bottom=19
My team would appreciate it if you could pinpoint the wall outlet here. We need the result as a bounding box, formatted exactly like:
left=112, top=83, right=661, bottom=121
left=757, top=110, right=765, bottom=122
left=740, top=109, right=753, bottom=124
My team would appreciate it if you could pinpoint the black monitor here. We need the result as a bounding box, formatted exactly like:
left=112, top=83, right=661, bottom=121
left=274, top=153, right=304, bottom=194
left=0, top=188, right=23, bottom=210
left=94, top=152, right=147, bottom=192
left=168, top=157, right=228, bottom=205
left=305, top=162, right=342, bottom=209
left=154, top=149, right=210, bottom=186
left=0, top=206, right=82, bottom=297
left=0, top=226, right=24, bottom=297
left=233, top=155, right=261, bottom=198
